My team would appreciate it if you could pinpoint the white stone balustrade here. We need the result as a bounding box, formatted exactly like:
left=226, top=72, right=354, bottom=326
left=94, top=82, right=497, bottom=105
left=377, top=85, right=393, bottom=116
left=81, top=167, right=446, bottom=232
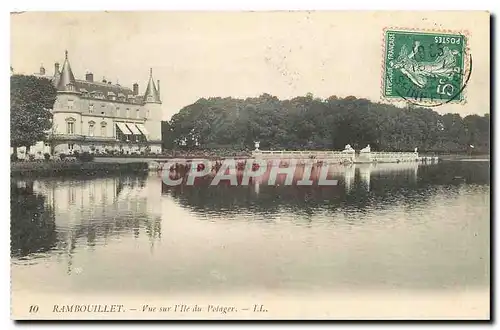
left=251, top=147, right=428, bottom=164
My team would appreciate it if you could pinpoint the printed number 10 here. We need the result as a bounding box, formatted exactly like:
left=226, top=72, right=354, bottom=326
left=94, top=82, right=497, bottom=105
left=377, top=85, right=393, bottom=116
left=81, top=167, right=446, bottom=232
left=29, top=305, right=39, bottom=313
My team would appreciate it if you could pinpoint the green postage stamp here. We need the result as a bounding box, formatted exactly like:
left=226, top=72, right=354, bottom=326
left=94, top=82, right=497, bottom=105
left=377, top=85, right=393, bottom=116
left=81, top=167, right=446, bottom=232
left=382, top=29, right=469, bottom=105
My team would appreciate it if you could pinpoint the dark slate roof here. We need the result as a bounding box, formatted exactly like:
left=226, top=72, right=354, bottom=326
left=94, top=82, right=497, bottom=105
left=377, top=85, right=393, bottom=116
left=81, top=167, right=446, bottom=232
left=75, top=80, right=134, bottom=96
left=56, top=51, right=77, bottom=91
left=50, top=50, right=147, bottom=104
left=144, top=68, right=161, bottom=103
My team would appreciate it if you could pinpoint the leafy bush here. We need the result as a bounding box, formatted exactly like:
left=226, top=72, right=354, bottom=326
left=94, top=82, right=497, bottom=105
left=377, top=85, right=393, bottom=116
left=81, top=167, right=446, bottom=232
left=44, top=153, right=51, bottom=161
left=72, top=150, right=80, bottom=158
left=28, top=154, right=35, bottom=161
left=59, top=153, right=67, bottom=160
left=10, top=153, right=18, bottom=162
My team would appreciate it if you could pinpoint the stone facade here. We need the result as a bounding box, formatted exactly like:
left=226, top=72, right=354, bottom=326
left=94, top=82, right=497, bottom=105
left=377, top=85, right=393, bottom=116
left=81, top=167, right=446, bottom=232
left=20, top=51, right=163, bottom=158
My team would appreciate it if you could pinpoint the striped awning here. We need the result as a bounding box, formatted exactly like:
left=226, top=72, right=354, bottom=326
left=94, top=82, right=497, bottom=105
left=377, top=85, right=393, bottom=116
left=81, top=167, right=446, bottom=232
left=116, top=122, right=132, bottom=134
left=126, top=123, right=142, bottom=135
left=135, top=123, right=149, bottom=135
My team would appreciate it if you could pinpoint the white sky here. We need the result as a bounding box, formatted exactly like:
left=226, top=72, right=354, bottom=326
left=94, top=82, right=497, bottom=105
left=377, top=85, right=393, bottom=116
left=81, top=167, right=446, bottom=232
left=11, top=11, right=490, bottom=120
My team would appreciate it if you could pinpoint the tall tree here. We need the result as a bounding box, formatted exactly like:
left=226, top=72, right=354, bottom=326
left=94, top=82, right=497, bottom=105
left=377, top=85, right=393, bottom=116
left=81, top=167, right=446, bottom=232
left=10, top=75, right=57, bottom=152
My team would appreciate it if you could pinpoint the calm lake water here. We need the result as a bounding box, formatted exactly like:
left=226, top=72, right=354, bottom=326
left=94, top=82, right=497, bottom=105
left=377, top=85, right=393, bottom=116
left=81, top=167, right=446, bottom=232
left=11, top=161, right=490, bottom=296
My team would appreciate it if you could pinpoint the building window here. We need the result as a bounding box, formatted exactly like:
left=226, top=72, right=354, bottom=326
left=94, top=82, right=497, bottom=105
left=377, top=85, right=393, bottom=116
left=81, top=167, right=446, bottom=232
left=68, top=143, right=74, bottom=150
left=68, top=100, right=74, bottom=111
left=67, top=121, right=75, bottom=134
left=88, top=121, right=95, bottom=137
left=136, top=109, right=140, bottom=119
left=116, top=107, right=120, bottom=117
left=126, top=108, right=130, bottom=118
left=146, top=109, right=150, bottom=118
left=100, top=122, right=107, bottom=136
left=89, top=104, right=94, bottom=113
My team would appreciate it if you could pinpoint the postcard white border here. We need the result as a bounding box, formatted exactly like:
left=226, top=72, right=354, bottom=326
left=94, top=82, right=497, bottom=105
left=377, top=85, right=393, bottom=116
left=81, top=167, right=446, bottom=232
left=2, top=0, right=497, bottom=329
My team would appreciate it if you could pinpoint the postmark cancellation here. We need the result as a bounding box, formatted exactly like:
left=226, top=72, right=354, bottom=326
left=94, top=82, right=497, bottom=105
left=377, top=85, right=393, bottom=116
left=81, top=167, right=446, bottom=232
left=382, top=28, right=470, bottom=106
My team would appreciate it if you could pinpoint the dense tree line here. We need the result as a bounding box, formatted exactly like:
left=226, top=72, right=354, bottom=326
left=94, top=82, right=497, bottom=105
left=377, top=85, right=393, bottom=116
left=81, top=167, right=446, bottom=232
left=163, top=94, right=489, bottom=154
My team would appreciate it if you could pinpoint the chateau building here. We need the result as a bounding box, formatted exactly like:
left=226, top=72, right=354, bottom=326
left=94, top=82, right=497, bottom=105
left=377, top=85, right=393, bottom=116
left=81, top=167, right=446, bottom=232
left=30, top=50, right=163, bottom=156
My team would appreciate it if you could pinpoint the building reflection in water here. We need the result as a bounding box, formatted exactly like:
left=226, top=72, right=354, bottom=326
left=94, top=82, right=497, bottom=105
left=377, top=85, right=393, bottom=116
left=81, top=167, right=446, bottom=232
left=248, top=162, right=420, bottom=194
left=11, top=174, right=163, bottom=274
left=344, top=164, right=356, bottom=193
left=357, top=162, right=419, bottom=192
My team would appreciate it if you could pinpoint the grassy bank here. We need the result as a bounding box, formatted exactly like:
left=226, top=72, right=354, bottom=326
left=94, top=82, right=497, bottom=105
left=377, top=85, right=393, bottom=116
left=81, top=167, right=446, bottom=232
left=10, top=161, right=148, bottom=177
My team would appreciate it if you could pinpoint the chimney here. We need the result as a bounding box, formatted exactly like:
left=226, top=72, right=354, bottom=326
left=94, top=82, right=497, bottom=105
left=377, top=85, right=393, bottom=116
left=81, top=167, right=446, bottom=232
left=54, top=62, right=60, bottom=75
left=157, top=80, right=160, bottom=95
left=133, top=83, right=139, bottom=95
left=85, top=72, right=94, bottom=82
left=40, top=64, right=46, bottom=75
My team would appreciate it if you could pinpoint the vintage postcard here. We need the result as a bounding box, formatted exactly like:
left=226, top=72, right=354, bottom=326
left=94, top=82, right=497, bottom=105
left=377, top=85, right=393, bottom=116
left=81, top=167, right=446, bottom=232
left=10, top=11, right=490, bottom=320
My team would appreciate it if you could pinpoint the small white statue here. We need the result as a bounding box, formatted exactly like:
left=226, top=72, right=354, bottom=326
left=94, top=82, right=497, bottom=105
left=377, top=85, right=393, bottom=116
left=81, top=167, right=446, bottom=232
left=414, top=147, right=418, bottom=153
left=360, top=144, right=371, bottom=153
left=343, top=144, right=354, bottom=152
left=254, top=141, right=260, bottom=151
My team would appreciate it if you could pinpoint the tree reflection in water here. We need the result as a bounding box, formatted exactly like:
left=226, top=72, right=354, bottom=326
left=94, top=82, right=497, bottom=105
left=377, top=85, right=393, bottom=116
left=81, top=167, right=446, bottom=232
left=161, top=161, right=490, bottom=220
left=11, top=180, right=57, bottom=258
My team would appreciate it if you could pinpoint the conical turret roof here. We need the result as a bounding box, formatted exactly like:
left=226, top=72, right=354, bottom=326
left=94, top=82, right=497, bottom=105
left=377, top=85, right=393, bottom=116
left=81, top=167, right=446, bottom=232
left=144, top=68, right=161, bottom=103
left=57, top=50, right=77, bottom=91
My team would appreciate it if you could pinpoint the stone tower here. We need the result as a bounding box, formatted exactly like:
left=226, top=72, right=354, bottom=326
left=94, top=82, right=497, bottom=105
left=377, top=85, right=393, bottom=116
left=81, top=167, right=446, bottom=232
left=143, top=68, right=162, bottom=153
